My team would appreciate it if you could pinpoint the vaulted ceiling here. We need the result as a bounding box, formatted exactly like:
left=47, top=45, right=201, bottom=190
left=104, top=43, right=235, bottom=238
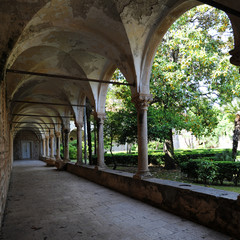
left=0, top=0, right=239, bottom=136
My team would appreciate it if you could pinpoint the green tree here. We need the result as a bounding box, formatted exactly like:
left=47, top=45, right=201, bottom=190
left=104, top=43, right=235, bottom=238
left=105, top=5, right=239, bottom=169
left=223, top=99, right=240, bottom=160
left=150, top=5, right=239, bottom=168
left=105, top=70, right=138, bottom=153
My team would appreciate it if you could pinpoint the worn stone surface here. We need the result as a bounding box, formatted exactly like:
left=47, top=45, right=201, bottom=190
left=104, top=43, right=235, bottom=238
left=67, top=163, right=240, bottom=239
left=0, top=160, right=232, bottom=240
left=1, top=0, right=240, bottom=236
left=0, top=82, right=11, bottom=229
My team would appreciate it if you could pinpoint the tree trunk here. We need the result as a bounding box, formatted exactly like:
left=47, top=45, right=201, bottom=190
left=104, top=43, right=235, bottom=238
left=232, top=114, right=240, bottom=161
left=164, top=129, right=176, bottom=170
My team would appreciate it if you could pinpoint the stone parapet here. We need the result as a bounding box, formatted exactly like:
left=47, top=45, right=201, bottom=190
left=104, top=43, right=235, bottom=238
left=66, top=163, right=240, bottom=239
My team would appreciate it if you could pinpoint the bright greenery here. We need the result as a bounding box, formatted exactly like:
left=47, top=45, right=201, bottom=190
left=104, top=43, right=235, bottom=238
left=149, top=5, right=239, bottom=167
left=180, top=159, right=240, bottom=185
left=104, top=5, right=239, bottom=167
left=60, top=140, right=78, bottom=160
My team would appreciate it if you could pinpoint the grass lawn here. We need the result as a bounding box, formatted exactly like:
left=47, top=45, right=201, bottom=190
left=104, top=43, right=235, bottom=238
left=115, top=165, right=240, bottom=194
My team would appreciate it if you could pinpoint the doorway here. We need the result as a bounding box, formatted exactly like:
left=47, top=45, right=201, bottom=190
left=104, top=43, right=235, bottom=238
left=22, top=141, right=32, bottom=159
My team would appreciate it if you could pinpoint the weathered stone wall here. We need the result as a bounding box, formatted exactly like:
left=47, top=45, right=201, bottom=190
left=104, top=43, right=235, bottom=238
left=67, top=164, right=240, bottom=239
left=14, top=130, right=40, bottom=160
left=0, top=82, right=11, bottom=228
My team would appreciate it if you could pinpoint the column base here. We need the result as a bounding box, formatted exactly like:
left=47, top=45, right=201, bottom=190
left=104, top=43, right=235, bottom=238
left=55, top=160, right=68, bottom=170
left=75, top=161, right=84, bottom=166
left=94, top=164, right=107, bottom=171
left=40, top=156, right=46, bottom=161
left=56, top=156, right=62, bottom=161
left=45, top=158, right=56, bottom=167
left=133, top=170, right=152, bottom=180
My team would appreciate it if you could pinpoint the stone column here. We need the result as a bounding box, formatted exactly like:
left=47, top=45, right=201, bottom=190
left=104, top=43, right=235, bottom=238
left=76, top=122, right=83, bottom=165
left=132, top=93, right=152, bottom=179
left=50, top=134, right=55, bottom=159
left=42, top=138, right=46, bottom=157
left=56, top=132, right=61, bottom=160
left=63, top=128, right=70, bottom=162
left=95, top=113, right=106, bottom=169
left=46, top=136, right=50, bottom=159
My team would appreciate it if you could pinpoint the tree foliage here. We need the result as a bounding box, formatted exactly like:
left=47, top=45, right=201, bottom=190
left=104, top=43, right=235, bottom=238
left=104, top=5, right=240, bottom=163
left=150, top=5, right=239, bottom=140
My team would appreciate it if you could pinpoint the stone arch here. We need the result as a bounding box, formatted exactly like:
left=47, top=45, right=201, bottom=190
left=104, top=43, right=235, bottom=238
left=139, top=1, right=237, bottom=92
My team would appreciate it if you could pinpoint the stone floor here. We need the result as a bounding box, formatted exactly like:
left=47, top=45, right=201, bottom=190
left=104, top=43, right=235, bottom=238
left=0, top=160, right=233, bottom=240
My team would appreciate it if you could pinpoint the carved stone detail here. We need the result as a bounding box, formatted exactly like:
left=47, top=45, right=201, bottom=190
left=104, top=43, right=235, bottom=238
left=132, top=93, right=153, bottom=111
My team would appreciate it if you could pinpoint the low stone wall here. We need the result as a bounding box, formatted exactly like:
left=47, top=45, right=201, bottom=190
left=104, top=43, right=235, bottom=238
left=67, top=163, right=240, bottom=239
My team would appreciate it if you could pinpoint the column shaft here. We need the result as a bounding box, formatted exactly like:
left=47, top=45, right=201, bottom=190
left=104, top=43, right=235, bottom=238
left=64, top=129, right=70, bottom=162
left=133, top=94, right=152, bottom=178
left=50, top=135, right=54, bottom=158
left=56, top=134, right=61, bottom=160
left=46, top=137, right=49, bottom=158
left=77, top=124, right=83, bottom=165
left=96, top=114, right=106, bottom=168
left=42, top=138, right=46, bottom=157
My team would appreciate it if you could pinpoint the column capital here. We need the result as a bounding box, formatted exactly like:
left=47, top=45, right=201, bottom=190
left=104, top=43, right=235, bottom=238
left=75, top=121, right=83, bottom=129
left=230, top=48, right=240, bottom=67
left=64, top=128, right=70, bottom=134
left=55, top=132, right=61, bottom=137
left=132, top=93, right=153, bottom=111
left=94, top=112, right=106, bottom=124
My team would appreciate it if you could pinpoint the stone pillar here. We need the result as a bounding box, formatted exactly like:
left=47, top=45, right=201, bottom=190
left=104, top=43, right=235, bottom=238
left=95, top=113, right=106, bottom=169
left=50, top=134, right=55, bottom=159
left=63, top=128, right=70, bottom=162
left=56, top=132, right=61, bottom=160
left=76, top=122, right=83, bottom=165
left=42, top=138, right=46, bottom=157
left=132, top=93, right=152, bottom=179
left=46, top=136, right=50, bottom=159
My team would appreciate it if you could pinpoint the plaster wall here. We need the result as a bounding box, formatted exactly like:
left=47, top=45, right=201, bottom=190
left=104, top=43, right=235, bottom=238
left=67, top=163, right=240, bottom=239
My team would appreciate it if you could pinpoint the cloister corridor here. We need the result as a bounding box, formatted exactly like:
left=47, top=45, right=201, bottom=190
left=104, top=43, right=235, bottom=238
left=1, top=1, right=240, bottom=239
left=0, top=160, right=232, bottom=240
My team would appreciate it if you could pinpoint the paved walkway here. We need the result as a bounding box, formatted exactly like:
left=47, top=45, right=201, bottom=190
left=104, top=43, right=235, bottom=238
left=0, top=160, right=233, bottom=240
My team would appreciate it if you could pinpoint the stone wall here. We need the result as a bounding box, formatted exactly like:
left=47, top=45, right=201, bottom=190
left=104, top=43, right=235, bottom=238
left=14, top=130, right=40, bottom=160
left=0, top=82, right=11, bottom=228
left=67, top=164, right=240, bottom=239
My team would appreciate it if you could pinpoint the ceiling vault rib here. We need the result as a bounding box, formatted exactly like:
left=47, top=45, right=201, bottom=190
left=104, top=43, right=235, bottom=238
left=12, top=121, right=62, bottom=125
left=12, top=114, right=73, bottom=118
left=198, top=0, right=240, bottom=18
left=12, top=121, right=52, bottom=129
left=6, top=69, right=135, bottom=86
left=14, top=126, right=55, bottom=129
left=11, top=100, right=86, bottom=107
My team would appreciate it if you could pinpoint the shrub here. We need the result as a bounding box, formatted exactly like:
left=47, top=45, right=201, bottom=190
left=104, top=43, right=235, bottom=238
left=215, top=150, right=233, bottom=161
left=92, top=152, right=165, bottom=166
left=196, top=161, right=218, bottom=185
left=180, top=159, right=240, bottom=185
left=179, top=159, right=200, bottom=180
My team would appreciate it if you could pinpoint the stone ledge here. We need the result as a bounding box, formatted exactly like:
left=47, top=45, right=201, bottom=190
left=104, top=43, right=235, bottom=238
left=66, top=163, right=240, bottom=239
left=44, top=159, right=56, bottom=167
